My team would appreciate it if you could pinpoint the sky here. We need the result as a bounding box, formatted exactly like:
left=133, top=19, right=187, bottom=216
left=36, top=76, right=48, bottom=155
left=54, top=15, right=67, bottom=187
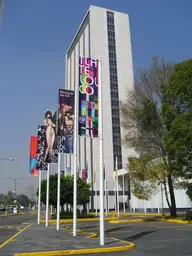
left=0, top=0, right=191, bottom=195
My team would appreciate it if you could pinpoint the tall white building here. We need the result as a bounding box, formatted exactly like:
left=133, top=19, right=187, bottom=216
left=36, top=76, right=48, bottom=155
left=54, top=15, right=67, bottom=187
left=65, top=5, right=134, bottom=210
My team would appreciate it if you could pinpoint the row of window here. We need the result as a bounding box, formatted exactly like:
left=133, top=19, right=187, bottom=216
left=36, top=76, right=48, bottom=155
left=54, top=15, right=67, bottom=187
left=107, top=11, right=123, bottom=169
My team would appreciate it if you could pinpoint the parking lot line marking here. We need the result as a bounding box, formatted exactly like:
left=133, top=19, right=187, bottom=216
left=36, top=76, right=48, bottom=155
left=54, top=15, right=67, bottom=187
left=0, top=224, right=32, bottom=249
left=136, top=238, right=189, bottom=243
left=109, top=230, right=133, bottom=233
left=139, top=245, right=165, bottom=250
left=176, top=229, right=192, bottom=231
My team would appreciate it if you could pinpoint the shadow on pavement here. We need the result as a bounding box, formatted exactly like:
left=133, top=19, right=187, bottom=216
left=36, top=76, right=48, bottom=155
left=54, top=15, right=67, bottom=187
left=105, top=230, right=157, bottom=245
left=125, top=230, right=158, bottom=242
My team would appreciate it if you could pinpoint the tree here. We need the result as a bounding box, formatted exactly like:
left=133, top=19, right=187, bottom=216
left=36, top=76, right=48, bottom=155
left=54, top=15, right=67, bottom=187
left=162, top=59, right=192, bottom=198
left=17, top=194, right=30, bottom=208
left=2, top=191, right=15, bottom=205
left=120, top=57, right=178, bottom=217
left=39, top=174, right=90, bottom=210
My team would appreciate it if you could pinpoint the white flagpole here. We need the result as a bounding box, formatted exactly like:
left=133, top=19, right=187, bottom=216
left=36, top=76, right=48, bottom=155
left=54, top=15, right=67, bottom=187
left=116, top=157, right=119, bottom=218
left=37, top=170, right=41, bottom=224
left=45, top=164, right=50, bottom=227
left=56, top=154, right=61, bottom=230
left=105, top=177, right=107, bottom=216
left=99, top=58, right=104, bottom=246
left=73, top=86, right=78, bottom=237
left=107, top=179, right=109, bottom=214
left=95, top=164, right=98, bottom=216
left=123, top=174, right=125, bottom=213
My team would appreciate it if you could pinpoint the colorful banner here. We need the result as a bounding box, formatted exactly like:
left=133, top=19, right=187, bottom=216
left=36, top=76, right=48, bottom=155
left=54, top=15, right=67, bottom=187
left=66, top=167, right=71, bottom=176
left=58, top=89, right=75, bottom=154
left=29, top=136, right=39, bottom=176
left=36, top=125, right=47, bottom=171
left=44, top=110, right=58, bottom=163
left=82, top=169, right=88, bottom=181
left=79, top=57, right=98, bottom=137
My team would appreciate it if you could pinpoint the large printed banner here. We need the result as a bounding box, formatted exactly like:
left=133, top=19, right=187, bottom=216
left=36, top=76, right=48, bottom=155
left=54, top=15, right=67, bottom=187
left=44, top=110, right=58, bottom=163
left=79, top=57, right=98, bottom=137
left=29, top=136, right=39, bottom=176
left=36, top=125, right=48, bottom=171
left=58, top=89, right=74, bottom=154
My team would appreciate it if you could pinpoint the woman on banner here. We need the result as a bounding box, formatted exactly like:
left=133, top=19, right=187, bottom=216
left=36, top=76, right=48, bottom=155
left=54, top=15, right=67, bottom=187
left=44, top=110, right=56, bottom=162
left=63, top=107, right=74, bottom=153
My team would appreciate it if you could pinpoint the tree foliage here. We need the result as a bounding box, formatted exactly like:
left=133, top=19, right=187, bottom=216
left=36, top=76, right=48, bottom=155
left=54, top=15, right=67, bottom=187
left=40, top=174, right=90, bottom=209
left=120, top=57, right=178, bottom=216
left=162, top=59, right=192, bottom=196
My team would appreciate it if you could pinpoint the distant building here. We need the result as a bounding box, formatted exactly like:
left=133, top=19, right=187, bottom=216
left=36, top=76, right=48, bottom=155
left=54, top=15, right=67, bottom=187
left=0, top=0, right=4, bottom=29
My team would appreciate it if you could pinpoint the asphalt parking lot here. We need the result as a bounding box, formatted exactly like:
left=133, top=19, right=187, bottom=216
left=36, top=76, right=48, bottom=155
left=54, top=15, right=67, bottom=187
left=76, top=220, right=192, bottom=256
left=0, top=212, right=37, bottom=247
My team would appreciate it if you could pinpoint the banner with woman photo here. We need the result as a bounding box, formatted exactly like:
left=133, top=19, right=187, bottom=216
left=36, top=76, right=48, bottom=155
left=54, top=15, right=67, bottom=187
left=43, top=110, right=58, bottom=163
left=58, top=89, right=75, bottom=154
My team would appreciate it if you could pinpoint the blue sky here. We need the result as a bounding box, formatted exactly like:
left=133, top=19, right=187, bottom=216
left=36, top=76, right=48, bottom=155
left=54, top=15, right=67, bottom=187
left=0, top=0, right=191, bottom=194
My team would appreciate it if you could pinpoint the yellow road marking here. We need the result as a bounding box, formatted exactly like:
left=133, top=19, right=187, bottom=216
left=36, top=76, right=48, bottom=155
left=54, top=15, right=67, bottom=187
left=0, top=224, right=32, bottom=249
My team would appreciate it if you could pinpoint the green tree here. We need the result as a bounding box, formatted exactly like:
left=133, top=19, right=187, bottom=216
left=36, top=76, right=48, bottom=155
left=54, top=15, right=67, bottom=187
left=2, top=191, right=15, bottom=205
left=162, top=59, right=192, bottom=199
left=39, top=174, right=90, bottom=210
left=17, top=194, right=30, bottom=208
left=120, top=57, right=177, bottom=217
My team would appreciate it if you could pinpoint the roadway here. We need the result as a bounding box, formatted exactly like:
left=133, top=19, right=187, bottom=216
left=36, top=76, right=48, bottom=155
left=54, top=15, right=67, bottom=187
left=75, top=220, right=192, bottom=256
left=0, top=211, right=37, bottom=245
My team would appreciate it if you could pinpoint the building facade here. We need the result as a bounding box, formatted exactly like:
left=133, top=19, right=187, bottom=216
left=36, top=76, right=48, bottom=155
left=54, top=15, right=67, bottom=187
left=65, top=5, right=134, bottom=210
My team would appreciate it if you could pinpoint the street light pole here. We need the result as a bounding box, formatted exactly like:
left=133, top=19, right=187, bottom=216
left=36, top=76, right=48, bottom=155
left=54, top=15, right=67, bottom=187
left=0, top=157, right=14, bottom=161
left=3, top=176, right=28, bottom=196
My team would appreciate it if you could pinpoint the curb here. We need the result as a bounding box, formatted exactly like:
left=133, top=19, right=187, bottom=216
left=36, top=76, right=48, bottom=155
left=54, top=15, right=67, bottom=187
left=14, top=243, right=135, bottom=256
left=162, top=219, right=192, bottom=224
left=109, top=218, right=160, bottom=224
left=40, top=217, right=119, bottom=224
left=14, top=225, right=135, bottom=255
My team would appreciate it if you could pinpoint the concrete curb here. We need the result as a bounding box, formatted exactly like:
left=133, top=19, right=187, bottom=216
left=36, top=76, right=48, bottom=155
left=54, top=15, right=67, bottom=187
left=40, top=217, right=119, bottom=224
left=14, top=225, right=135, bottom=255
left=109, top=218, right=160, bottom=224
left=162, top=219, right=192, bottom=224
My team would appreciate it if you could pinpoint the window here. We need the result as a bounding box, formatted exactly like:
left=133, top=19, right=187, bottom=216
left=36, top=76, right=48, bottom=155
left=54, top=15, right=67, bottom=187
left=107, top=10, right=122, bottom=169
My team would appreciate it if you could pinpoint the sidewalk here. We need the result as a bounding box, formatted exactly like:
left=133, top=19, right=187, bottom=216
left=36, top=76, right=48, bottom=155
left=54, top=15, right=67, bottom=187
left=1, top=223, right=135, bottom=256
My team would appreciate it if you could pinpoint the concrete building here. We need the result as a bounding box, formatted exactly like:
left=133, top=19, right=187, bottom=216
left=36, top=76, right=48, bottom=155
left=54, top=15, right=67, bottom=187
left=65, top=5, right=134, bottom=210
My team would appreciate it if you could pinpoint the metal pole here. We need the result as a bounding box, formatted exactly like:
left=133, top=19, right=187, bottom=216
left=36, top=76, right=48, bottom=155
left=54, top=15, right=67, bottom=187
left=15, top=180, right=17, bottom=196
left=90, top=138, right=94, bottom=212
left=73, top=87, right=78, bottom=237
left=116, top=157, right=119, bottom=217
left=105, top=177, right=107, bottom=216
left=45, top=164, right=50, bottom=227
left=56, top=154, right=61, bottom=230
left=98, top=58, right=104, bottom=246
left=37, top=170, right=41, bottom=224
left=123, top=174, right=125, bottom=213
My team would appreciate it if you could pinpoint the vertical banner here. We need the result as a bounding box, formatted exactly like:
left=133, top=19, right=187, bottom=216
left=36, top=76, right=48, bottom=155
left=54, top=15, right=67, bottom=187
left=36, top=125, right=48, bottom=171
left=29, top=136, right=39, bottom=176
left=79, top=57, right=98, bottom=137
left=44, top=110, right=58, bottom=163
left=66, top=167, right=71, bottom=176
left=58, top=89, right=75, bottom=154
left=82, top=169, right=88, bottom=181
